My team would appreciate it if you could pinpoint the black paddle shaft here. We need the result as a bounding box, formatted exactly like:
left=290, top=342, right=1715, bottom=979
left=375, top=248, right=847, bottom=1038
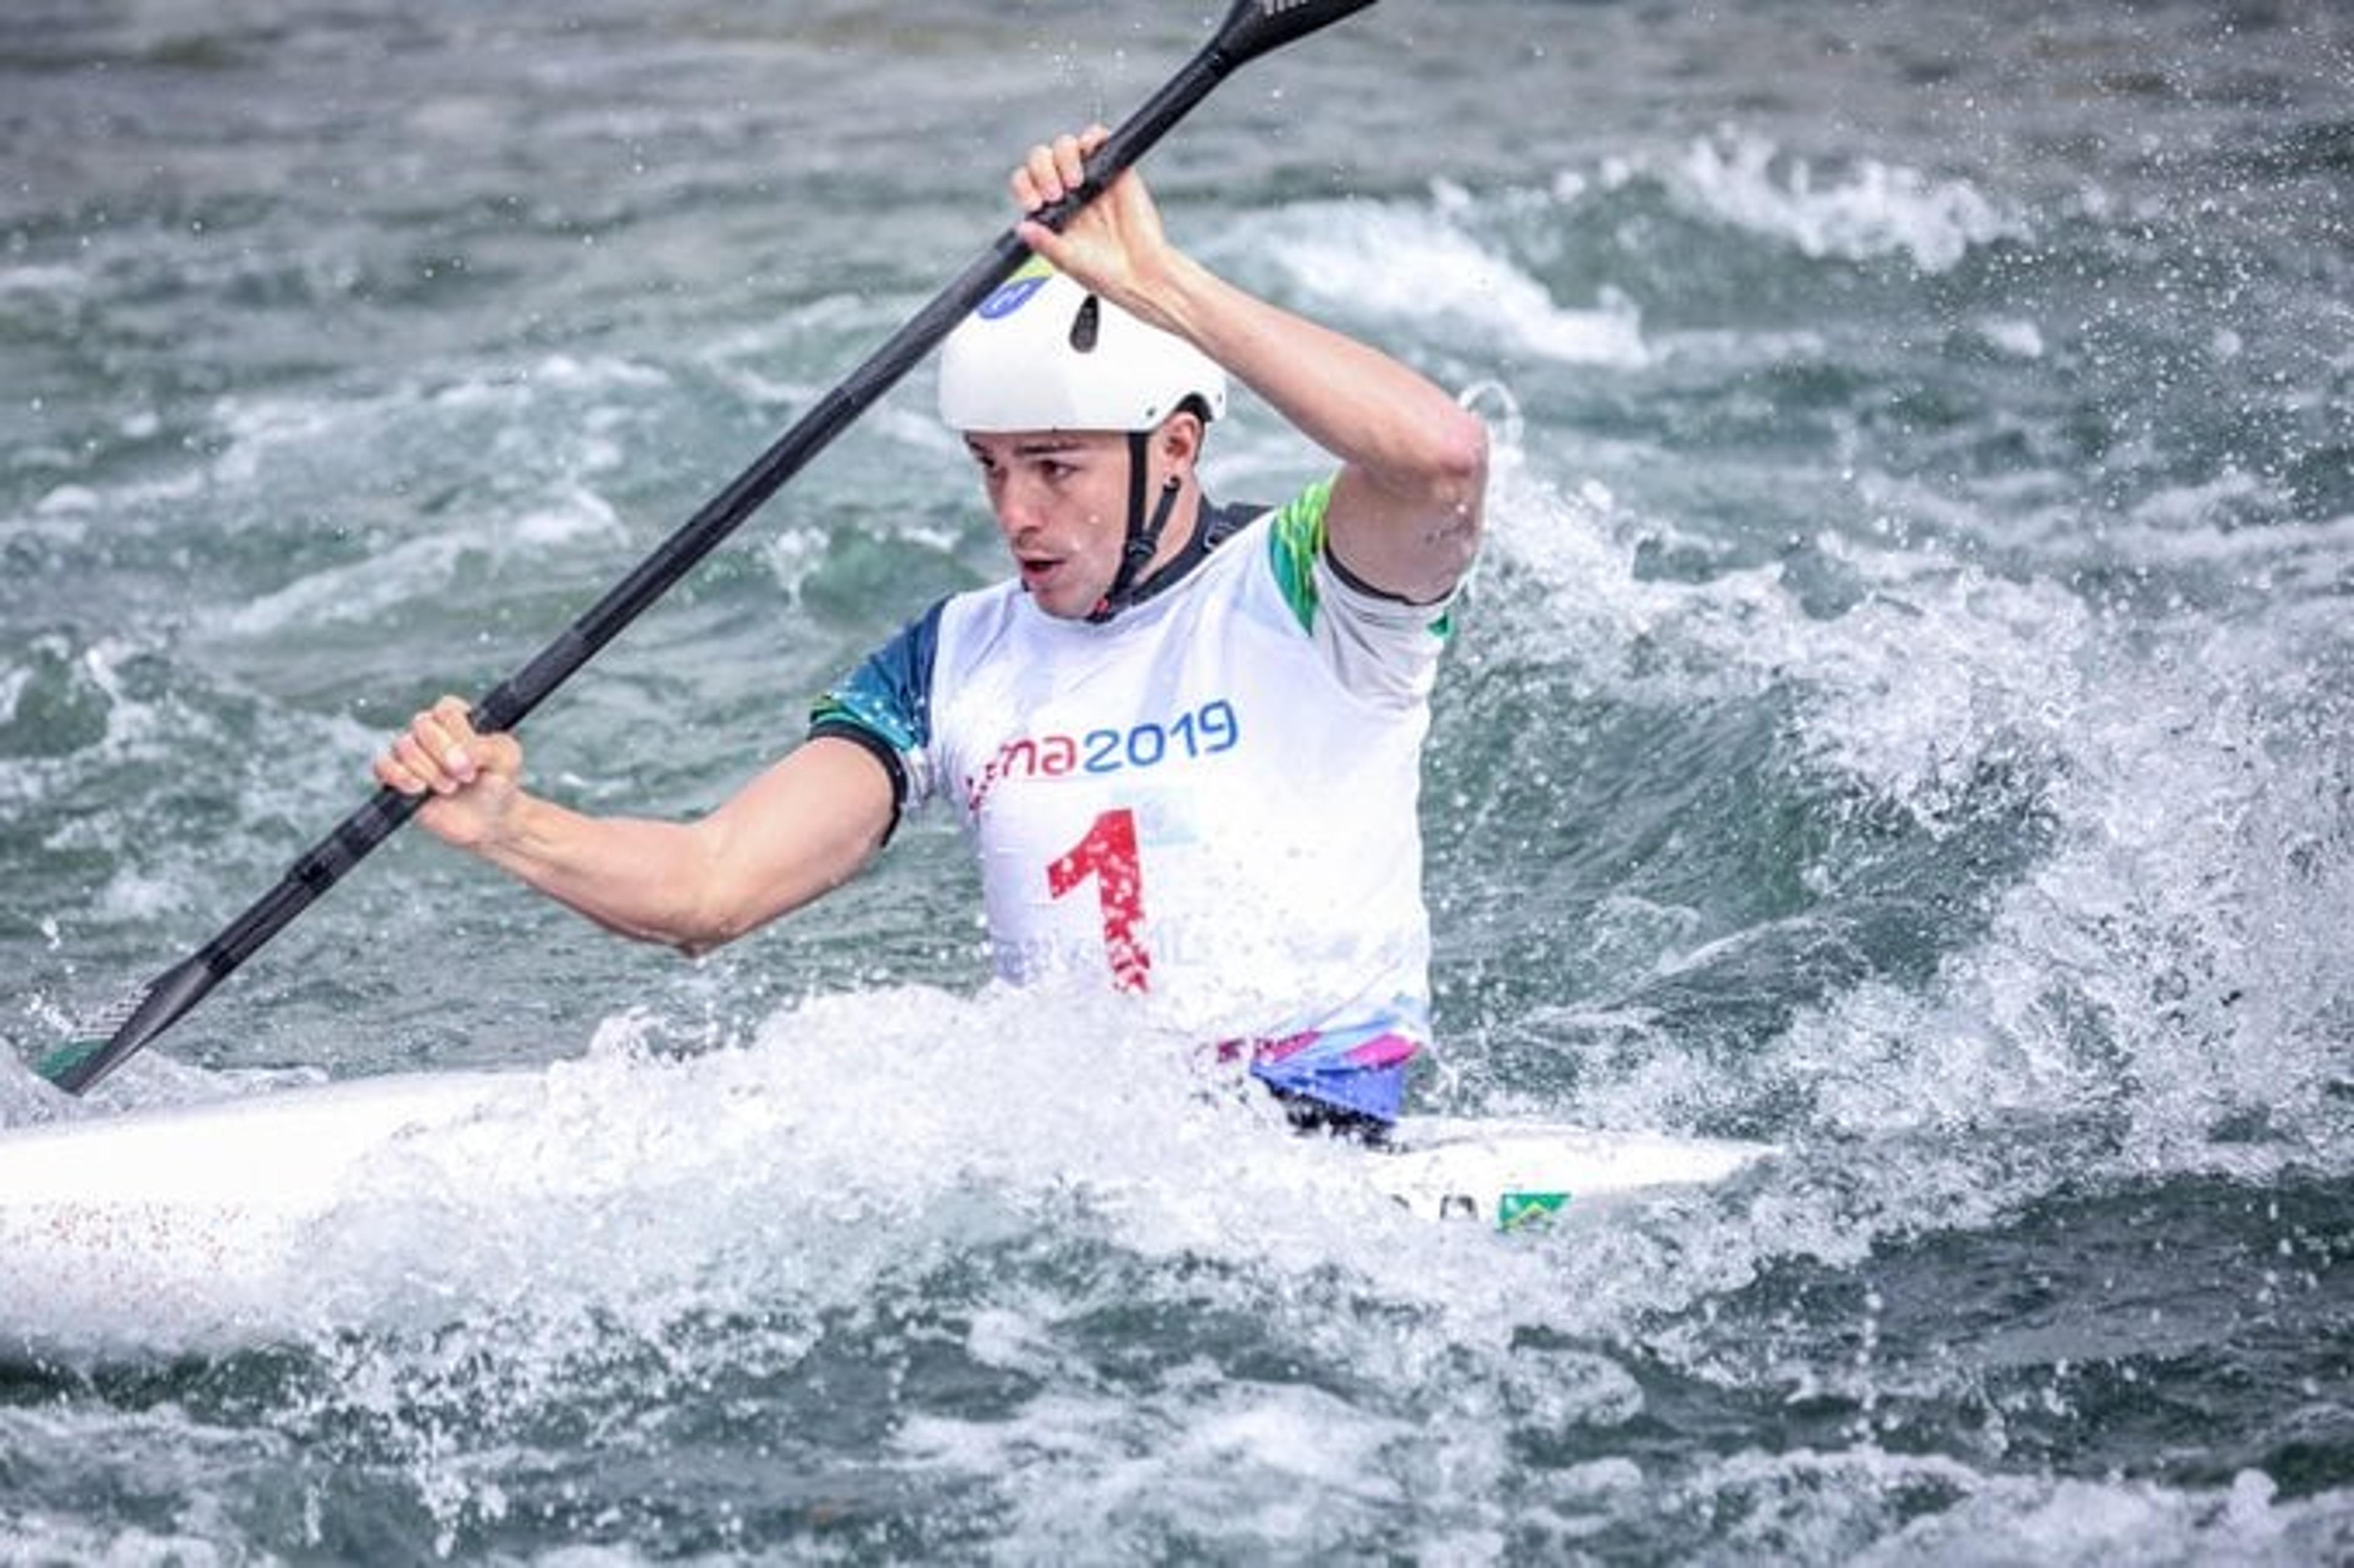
left=42, top=0, right=1379, bottom=1095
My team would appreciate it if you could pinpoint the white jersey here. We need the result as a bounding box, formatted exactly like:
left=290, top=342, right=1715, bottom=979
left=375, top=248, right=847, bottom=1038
left=813, top=479, right=1457, bottom=1119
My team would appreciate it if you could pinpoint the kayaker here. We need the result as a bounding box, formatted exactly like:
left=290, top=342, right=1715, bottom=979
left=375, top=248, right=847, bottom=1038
left=376, top=126, right=1488, bottom=1137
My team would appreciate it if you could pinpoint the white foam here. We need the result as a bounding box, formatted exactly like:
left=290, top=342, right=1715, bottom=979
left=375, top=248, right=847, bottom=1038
left=1254, top=198, right=1650, bottom=368
left=0, top=1402, right=265, bottom=1562
left=1671, top=131, right=2026, bottom=273
left=31, top=483, right=100, bottom=516
left=1974, top=316, right=2047, bottom=359
left=902, top=1379, right=1414, bottom=1559
left=1487, top=432, right=2086, bottom=810
left=207, top=532, right=473, bottom=637
left=0, top=976, right=1786, bottom=1366
left=0, top=264, right=86, bottom=297
left=1482, top=421, right=2354, bottom=1187
left=200, top=478, right=622, bottom=639
left=506, top=483, right=623, bottom=547
left=1851, top=1465, right=2352, bottom=1567
left=1750, top=580, right=2354, bottom=1175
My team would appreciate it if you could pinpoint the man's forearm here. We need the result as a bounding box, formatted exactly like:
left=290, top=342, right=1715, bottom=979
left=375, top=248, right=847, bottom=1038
left=1152, top=250, right=1484, bottom=510
left=1145, top=249, right=1487, bottom=603
left=473, top=794, right=736, bottom=953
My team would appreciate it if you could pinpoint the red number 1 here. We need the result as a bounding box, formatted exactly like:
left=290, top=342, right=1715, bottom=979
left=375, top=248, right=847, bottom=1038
left=1046, top=808, right=1150, bottom=992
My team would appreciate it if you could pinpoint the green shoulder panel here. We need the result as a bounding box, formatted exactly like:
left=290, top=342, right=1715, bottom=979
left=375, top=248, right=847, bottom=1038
left=1268, top=477, right=1460, bottom=642
left=1267, top=478, right=1334, bottom=635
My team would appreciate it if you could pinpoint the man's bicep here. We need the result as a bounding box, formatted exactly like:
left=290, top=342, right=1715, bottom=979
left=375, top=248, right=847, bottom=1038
left=698, top=736, right=901, bottom=935
left=1322, top=460, right=1484, bottom=607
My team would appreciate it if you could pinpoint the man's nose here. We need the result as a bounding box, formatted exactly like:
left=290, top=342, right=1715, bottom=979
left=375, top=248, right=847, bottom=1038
left=991, top=473, right=1045, bottom=534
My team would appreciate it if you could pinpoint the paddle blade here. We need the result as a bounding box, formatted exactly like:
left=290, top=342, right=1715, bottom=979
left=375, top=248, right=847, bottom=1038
left=1216, top=0, right=1381, bottom=63
left=36, top=957, right=219, bottom=1094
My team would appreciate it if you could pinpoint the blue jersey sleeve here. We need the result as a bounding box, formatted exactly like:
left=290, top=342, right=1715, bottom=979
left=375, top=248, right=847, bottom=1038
left=809, top=599, right=945, bottom=829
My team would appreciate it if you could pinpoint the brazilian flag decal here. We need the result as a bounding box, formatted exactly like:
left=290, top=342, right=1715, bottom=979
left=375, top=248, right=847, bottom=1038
left=1497, top=1190, right=1568, bottom=1230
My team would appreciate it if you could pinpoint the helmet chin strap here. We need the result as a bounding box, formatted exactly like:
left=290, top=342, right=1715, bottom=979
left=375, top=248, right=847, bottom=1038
left=1087, top=429, right=1184, bottom=623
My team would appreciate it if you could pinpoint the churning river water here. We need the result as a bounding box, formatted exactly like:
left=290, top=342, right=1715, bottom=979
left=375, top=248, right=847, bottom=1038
left=2, top=0, right=2352, bottom=1561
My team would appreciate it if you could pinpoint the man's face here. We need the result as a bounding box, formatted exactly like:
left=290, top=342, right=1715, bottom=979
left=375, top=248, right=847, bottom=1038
left=964, top=428, right=1135, bottom=620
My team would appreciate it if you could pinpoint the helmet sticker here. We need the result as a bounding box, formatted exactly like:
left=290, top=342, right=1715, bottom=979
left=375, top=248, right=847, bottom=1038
left=978, top=257, right=1056, bottom=320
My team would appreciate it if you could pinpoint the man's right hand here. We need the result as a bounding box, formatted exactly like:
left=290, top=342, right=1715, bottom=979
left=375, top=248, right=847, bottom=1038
left=373, top=695, right=525, bottom=850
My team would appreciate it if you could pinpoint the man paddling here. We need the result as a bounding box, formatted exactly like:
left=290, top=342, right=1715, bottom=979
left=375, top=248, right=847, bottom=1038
left=376, top=128, right=1487, bottom=1136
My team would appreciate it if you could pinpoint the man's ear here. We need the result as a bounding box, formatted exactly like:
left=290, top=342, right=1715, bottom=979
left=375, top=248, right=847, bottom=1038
left=1157, top=410, right=1205, bottom=474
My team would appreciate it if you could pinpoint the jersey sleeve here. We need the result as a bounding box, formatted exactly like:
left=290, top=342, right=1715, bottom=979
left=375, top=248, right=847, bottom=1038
left=1264, top=477, right=1461, bottom=709
left=808, top=599, right=945, bottom=827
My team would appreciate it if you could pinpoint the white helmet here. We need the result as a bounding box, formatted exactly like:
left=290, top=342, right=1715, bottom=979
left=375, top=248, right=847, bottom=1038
left=938, top=259, right=1227, bottom=434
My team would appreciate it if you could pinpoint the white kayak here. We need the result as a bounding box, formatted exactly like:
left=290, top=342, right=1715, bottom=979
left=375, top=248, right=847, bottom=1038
left=1372, top=1116, right=1776, bottom=1227
left=0, top=1065, right=1775, bottom=1353
left=0, top=1071, right=536, bottom=1351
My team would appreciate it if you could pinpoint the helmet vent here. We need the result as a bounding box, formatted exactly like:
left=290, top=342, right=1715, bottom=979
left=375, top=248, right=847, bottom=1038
left=1068, top=295, right=1102, bottom=354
